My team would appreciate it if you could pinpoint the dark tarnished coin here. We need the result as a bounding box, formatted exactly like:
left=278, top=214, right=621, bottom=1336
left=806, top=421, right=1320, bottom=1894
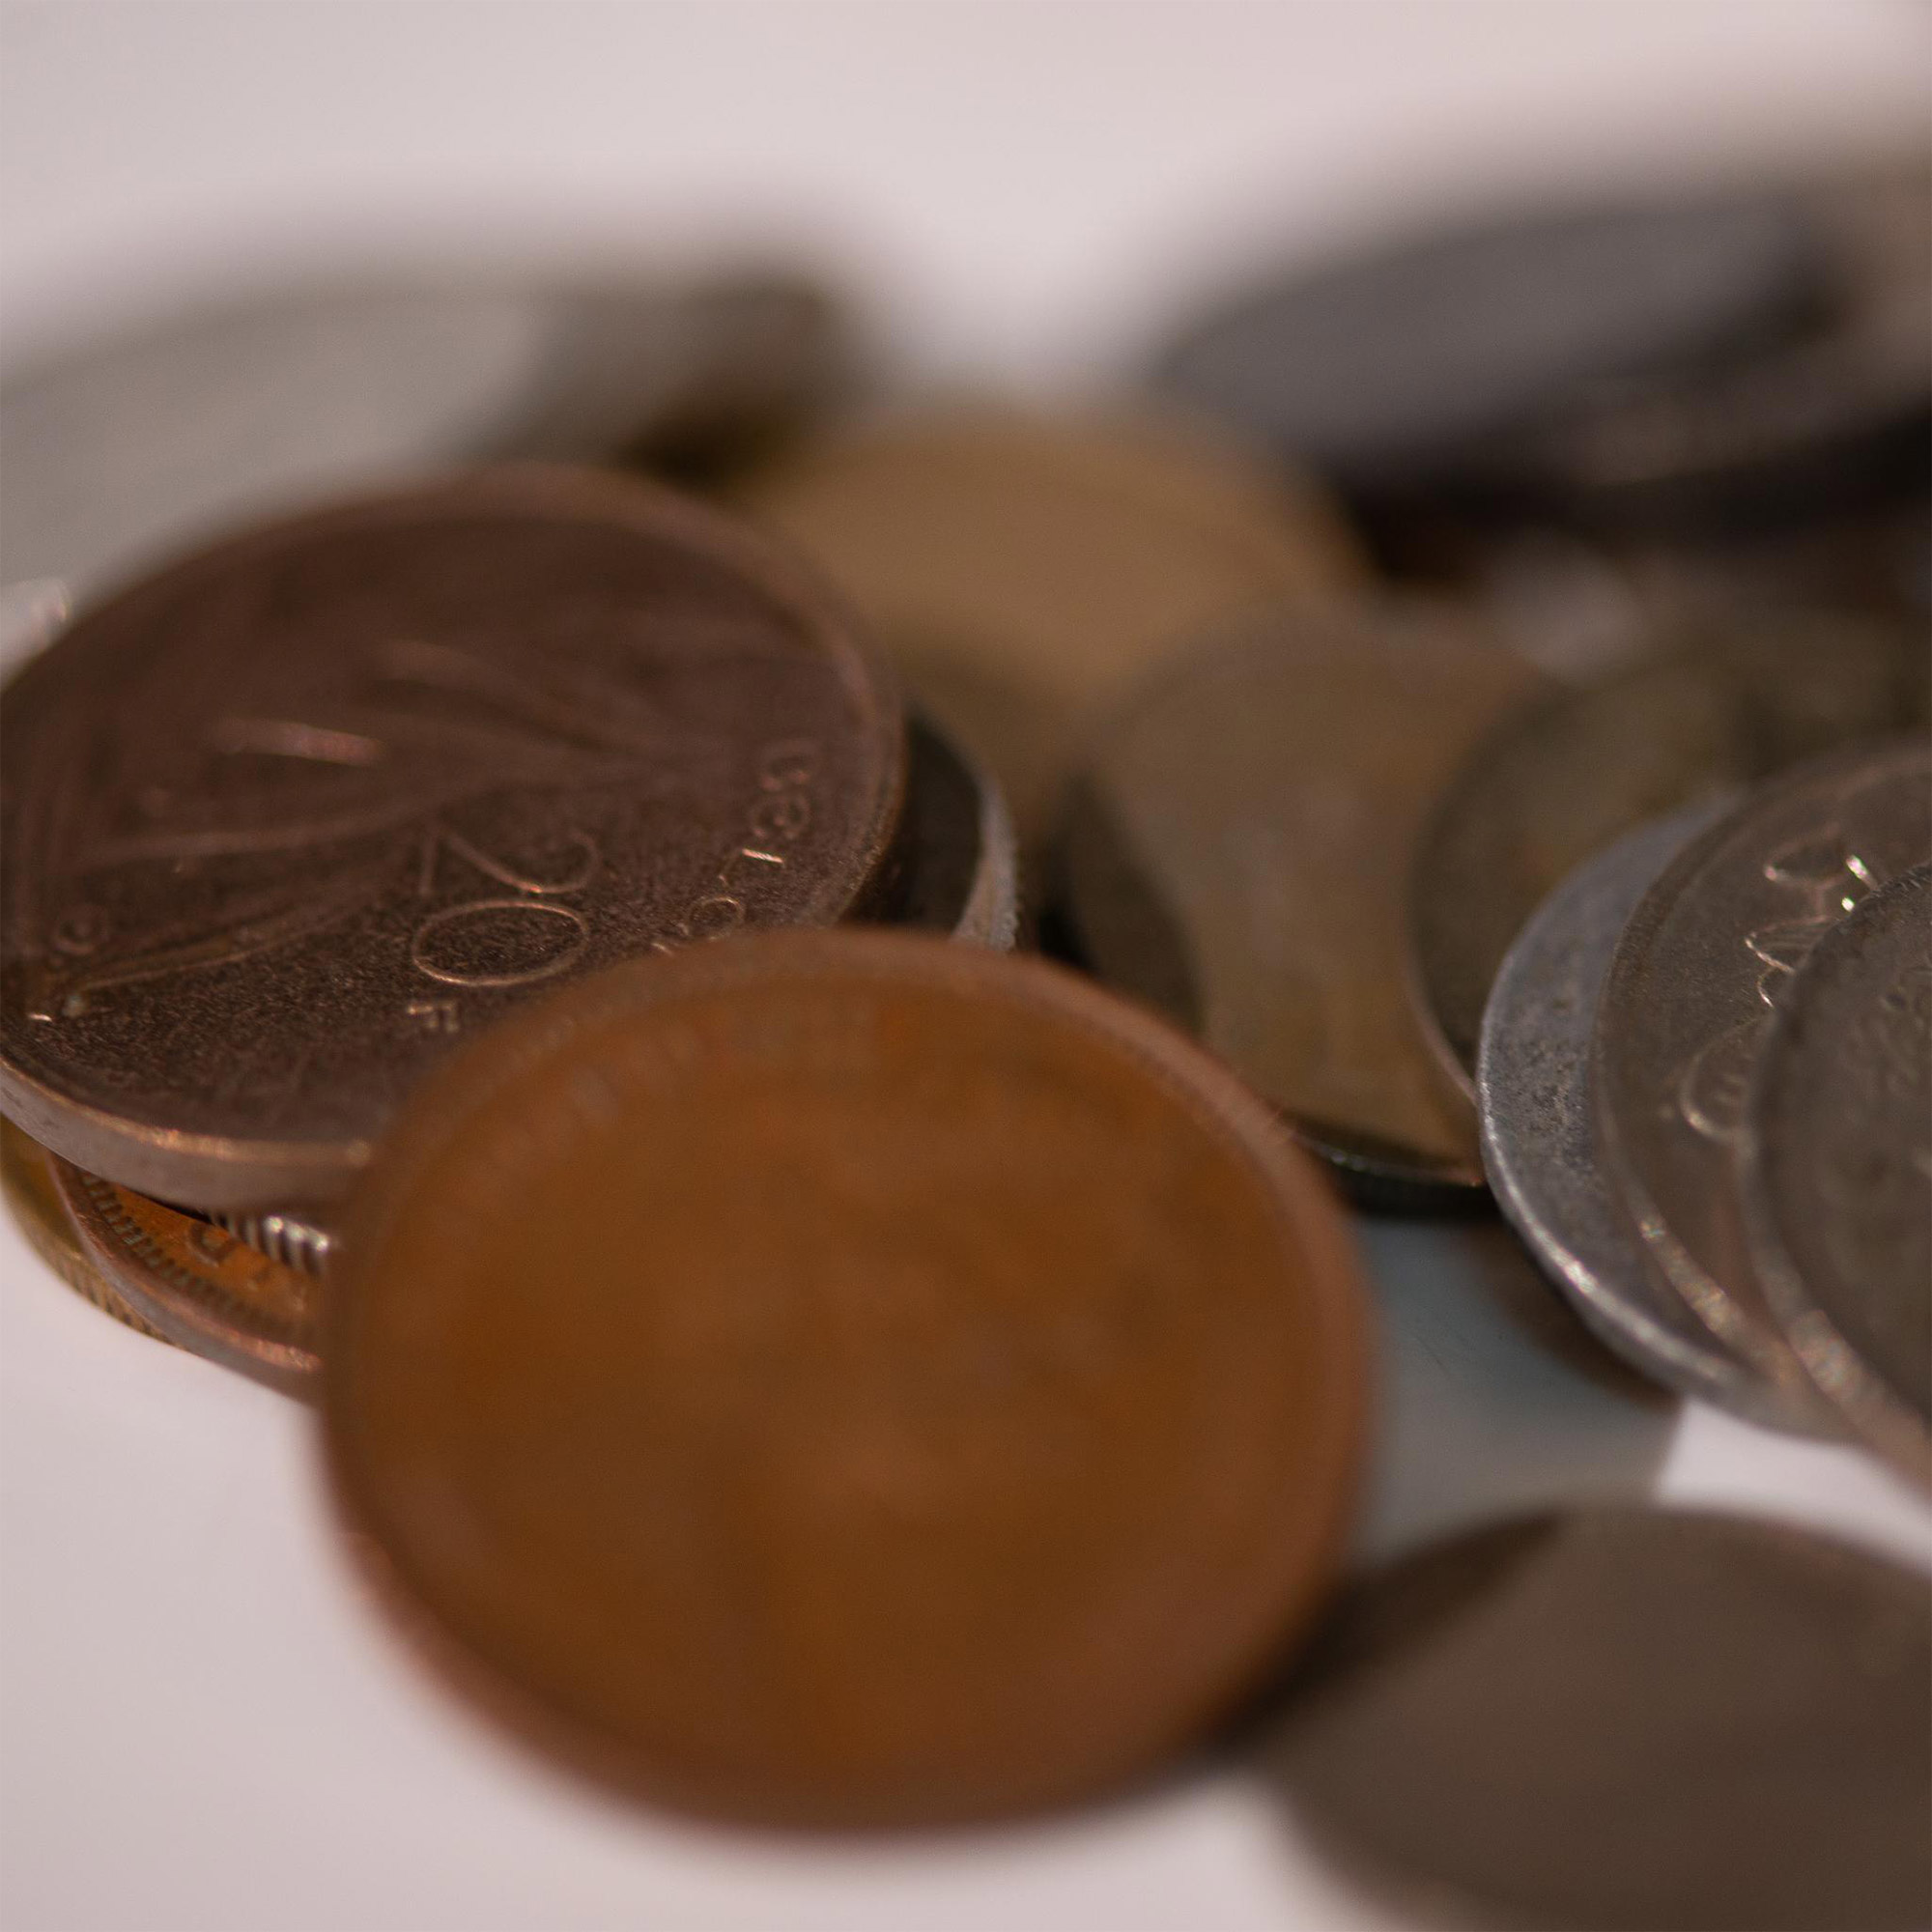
left=733, top=401, right=1364, bottom=839
left=1593, top=740, right=1932, bottom=1410
left=1475, top=800, right=1805, bottom=1425
left=1743, top=864, right=1932, bottom=1489
left=0, top=468, right=904, bottom=1209
left=1151, top=193, right=1821, bottom=498
left=1412, top=612, right=1929, bottom=1094
left=326, top=928, right=1370, bottom=1828
left=1057, top=601, right=1545, bottom=1206
left=1261, top=1507, right=1932, bottom=1932
left=53, top=1156, right=318, bottom=1394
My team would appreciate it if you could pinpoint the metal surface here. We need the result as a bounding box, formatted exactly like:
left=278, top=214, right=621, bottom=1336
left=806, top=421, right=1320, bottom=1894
left=1259, top=1506, right=1932, bottom=1931
left=1743, top=863, right=1932, bottom=1490
left=888, top=713, right=1020, bottom=952
left=0, top=467, right=905, bottom=1209
left=1057, top=599, right=1544, bottom=1206
left=1475, top=798, right=1807, bottom=1425
left=325, top=928, right=1371, bottom=1828
left=1591, top=739, right=1932, bottom=1411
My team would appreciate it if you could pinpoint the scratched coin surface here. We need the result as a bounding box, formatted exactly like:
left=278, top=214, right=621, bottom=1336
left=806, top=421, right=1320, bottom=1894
left=1058, top=601, right=1544, bottom=1206
left=53, top=1157, right=319, bottom=1394
left=1262, top=1507, right=1932, bottom=1931
left=0, top=468, right=904, bottom=1208
left=1412, top=612, right=1930, bottom=1092
left=1592, top=740, right=1932, bottom=1411
left=326, top=928, right=1370, bottom=1827
left=733, top=401, right=1363, bottom=839
left=1743, top=864, right=1932, bottom=1489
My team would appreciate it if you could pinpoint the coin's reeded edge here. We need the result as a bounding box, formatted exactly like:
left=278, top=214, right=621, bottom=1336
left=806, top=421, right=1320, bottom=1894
left=323, top=927, right=1374, bottom=1829
left=1739, top=863, right=1932, bottom=1492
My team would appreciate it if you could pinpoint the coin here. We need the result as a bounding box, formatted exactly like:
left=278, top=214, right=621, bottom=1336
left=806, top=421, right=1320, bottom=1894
left=1742, top=863, right=1932, bottom=1489
left=732, top=401, right=1364, bottom=839
left=53, top=1157, right=318, bottom=1394
left=0, top=467, right=905, bottom=1209
left=1592, top=740, right=1932, bottom=1409
left=1260, top=1507, right=1932, bottom=1932
left=1475, top=798, right=1809, bottom=1426
left=892, top=713, right=1021, bottom=951
left=1151, top=192, right=1821, bottom=500
left=1410, top=611, right=1930, bottom=1094
left=0, top=267, right=855, bottom=597
left=208, top=1204, right=336, bottom=1279
left=0, top=1117, right=168, bottom=1344
left=1056, top=600, right=1545, bottom=1206
left=325, top=928, right=1370, bottom=1827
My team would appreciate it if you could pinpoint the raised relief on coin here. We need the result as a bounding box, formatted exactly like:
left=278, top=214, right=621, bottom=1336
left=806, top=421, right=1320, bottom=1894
left=0, top=469, right=904, bottom=1208
left=1057, top=599, right=1546, bottom=1206
left=1743, top=864, right=1932, bottom=1489
left=325, top=929, right=1370, bottom=1827
left=1591, top=740, right=1931, bottom=1406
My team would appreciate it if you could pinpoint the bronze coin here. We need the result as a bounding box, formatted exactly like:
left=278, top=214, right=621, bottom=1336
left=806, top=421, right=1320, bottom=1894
left=733, top=401, right=1364, bottom=840
left=53, top=1156, right=318, bottom=1394
left=0, top=467, right=904, bottom=1209
left=1592, top=739, right=1932, bottom=1417
left=325, top=928, right=1370, bottom=1828
left=1261, top=1506, right=1932, bottom=1931
left=1056, top=599, right=1545, bottom=1207
left=1410, top=611, right=1930, bottom=1094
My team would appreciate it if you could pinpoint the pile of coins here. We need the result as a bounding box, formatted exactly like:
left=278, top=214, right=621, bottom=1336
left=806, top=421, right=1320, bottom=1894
left=2, top=167, right=1927, bottom=1924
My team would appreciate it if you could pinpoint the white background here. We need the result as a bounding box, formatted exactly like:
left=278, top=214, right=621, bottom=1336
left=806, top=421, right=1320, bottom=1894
left=3, top=5, right=1930, bottom=1929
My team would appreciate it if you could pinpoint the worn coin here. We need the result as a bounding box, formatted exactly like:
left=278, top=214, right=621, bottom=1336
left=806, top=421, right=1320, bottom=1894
left=326, top=928, right=1370, bottom=1827
left=733, top=401, right=1363, bottom=840
left=1411, top=611, right=1929, bottom=1094
left=1057, top=600, right=1544, bottom=1207
left=1475, top=799, right=1807, bottom=1425
left=1592, top=739, right=1932, bottom=1409
left=1260, top=1506, right=1932, bottom=1931
left=53, top=1157, right=318, bottom=1394
left=1742, top=863, right=1932, bottom=1489
left=0, top=467, right=904, bottom=1209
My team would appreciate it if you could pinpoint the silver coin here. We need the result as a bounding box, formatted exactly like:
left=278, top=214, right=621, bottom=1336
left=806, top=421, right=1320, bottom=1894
left=208, top=1204, right=335, bottom=1279
left=1592, top=739, right=1932, bottom=1416
left=1475, top=797, right=1808, bottom=1426
left=893, top=713, right=1021, bottom=952
left=1742, top=863, right=1932, bottom=1490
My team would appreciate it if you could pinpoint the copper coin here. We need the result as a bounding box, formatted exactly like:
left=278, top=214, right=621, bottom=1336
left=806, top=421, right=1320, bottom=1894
left=325, top=928, right=1370, bottom=1828
left=1592, top=739, right=1932, bottom=1414
left=1262, top=1506, right=1932, bottom=1931
left=0, top=467, right=904, bottom=1209
left=1743, top=863, right=1932, bottom=1490
left=1057, top=600, right=1545, bottom=1207
left=53, top=1156, right=318, bottom=1394
left=0, top=1117, right=169, bottom=1344
left=1411, top=611, right=1929, bottom=1094
left=732, top=401, right=1363, bottom=840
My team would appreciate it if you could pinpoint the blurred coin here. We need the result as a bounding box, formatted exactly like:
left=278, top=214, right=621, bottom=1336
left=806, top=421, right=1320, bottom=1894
left=0, top=468, right=905, bottom=1209
left=1743, top=864, right=1932, bottom=1490
left=1151, top=192, right=1821, bottom=499
left=326, top=929, right=1370, bottom=1827
left=1411, top=612, right=1929, bottom=1094
left=1057, top=601, right=1544, bottom=1207
left=0, top=266, right=856, bottom=598
left=892, top=713, right=1021, bottom=951
left=732, top=401, right=1364, bottom=839
left=54, top=1157, right=318, bottom=1395
left=1261, top=1507, right=1932, bottom=1932
left=1592, top=740, right=1932, bottom=1409
left=1475, top=799, right=1809, bottom=1426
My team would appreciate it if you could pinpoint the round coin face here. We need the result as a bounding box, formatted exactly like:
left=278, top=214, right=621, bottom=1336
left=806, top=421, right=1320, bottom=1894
left=1262, top=1507, right=1932, bottom=1932
left=1591, top=739, right=1932, bottom=1408
left=0, top=468, right=904, bottom=1208
left=1057, top=600, right=1545, bottom=1206
left=1742, top=863, right=1932, bottom=1489
left=325, top=928, right=1370, bottom=1827
left=1411, top=612, right=1929, bottom=1094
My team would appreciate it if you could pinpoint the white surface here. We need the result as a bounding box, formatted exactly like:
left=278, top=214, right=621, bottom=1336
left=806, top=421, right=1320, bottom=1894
left=4, top=6, right=1931, bottom=1930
